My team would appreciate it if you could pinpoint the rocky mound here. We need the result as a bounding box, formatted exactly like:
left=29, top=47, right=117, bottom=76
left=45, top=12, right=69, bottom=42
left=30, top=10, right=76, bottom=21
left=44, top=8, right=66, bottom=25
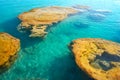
left=0, top=32, right=20, bottom=73
left=69, top=38, right=120, bottom=80
left=18, top=6, right=78, bottom=37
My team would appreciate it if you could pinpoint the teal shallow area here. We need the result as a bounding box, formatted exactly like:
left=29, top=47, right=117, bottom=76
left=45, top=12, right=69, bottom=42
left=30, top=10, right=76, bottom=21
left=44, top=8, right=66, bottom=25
left=0, top=0, right=120, bottom=80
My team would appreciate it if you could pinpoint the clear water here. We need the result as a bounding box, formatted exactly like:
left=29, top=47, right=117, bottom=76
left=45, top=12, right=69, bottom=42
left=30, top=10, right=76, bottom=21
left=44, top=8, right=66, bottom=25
left=0, top=0, right=120, bottom=80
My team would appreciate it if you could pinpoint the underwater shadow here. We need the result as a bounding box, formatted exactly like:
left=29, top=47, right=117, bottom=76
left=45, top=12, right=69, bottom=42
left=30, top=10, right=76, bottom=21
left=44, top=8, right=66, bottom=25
left=73, top=21, right=89, bottom=29
left=112, top=36, right=120, bottom=43
left=48, top=53, right=93, bottom=80
left=111, top=29, right=120, bottom=43
left=1, top=18, right=43, bottom=48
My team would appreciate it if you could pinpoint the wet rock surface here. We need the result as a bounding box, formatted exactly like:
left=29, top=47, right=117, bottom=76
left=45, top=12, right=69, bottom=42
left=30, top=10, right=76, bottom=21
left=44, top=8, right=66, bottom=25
left=0, top=32, right=20, bottom=73
left=69, top=38, right=120, bottom=80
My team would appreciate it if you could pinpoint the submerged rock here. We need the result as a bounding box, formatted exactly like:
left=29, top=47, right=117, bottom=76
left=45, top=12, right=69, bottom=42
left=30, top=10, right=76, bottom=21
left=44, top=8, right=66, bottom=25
left=87, top=13, right=106, bottom=22
left=73, top=22, right=89, bottom=28
left=0, top=32, right=20, bottom=73
left=72, top=5, right=90, bottom=10
left=18, top=6, right=79, bottom=38
left=69, top=38, right=120, bottom=80
left=72, top=5, right=90, bottom=13
left=89, top=9, right=111, bottom=15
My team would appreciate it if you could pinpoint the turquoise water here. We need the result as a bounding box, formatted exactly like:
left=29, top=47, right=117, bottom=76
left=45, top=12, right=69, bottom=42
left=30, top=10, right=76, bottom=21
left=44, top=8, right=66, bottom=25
left=0, top=0, right=120, bottom=80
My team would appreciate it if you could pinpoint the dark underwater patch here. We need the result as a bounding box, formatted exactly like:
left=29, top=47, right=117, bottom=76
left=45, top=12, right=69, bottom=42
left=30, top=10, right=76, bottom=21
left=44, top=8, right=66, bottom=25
left=73, top=22, right=89, bottom=28
left=90, top=51, right=120, bottom=71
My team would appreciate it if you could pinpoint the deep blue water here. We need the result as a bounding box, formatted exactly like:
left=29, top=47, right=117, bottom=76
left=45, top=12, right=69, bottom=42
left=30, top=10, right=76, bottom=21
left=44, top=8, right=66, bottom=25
left=0, top=0, right=120, bottom=80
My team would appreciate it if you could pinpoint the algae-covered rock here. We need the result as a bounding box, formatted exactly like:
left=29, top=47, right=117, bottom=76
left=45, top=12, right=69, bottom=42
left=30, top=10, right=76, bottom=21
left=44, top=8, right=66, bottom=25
left=69, top=38, right=120, bottom=80
left=18, top=6, right=79, bottom=38
left=0, top=32, right=20, bottom=73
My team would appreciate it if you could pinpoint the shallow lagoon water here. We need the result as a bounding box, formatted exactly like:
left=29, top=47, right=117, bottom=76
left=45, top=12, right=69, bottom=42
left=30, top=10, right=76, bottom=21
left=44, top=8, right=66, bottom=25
left=0, top=0, right=120, bottom=80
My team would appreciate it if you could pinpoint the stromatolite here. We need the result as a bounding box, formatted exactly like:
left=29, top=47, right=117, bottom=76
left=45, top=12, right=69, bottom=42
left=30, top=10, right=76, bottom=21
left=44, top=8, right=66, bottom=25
left=18, top=6, right=79, bottom=37
left=0, top=32, right=20, bottom=73
left=69, top=38, right=120, bottom=80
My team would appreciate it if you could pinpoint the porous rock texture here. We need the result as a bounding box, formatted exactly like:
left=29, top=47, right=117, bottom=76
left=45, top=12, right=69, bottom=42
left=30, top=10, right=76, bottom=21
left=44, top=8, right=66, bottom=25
left=0, top=32, right=20, bottom=73
left=70, top=38, right=120, bottom=80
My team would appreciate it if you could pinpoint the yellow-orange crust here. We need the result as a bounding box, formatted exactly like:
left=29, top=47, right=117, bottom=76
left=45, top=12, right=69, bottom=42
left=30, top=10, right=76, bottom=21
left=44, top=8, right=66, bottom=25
left=70, top=38, right=120, bottom=80
left=0, top=32, right=20, bottom=73
left=18, top=6, right=78, bottom=37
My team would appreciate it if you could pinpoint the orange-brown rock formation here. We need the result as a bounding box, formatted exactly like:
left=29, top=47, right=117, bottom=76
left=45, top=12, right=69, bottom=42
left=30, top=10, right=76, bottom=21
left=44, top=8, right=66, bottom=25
left=69, top=38, right=120, bottom=80
left=0, top=32, right=20, bottom=73
left=18, top=6, right=79, bottom=37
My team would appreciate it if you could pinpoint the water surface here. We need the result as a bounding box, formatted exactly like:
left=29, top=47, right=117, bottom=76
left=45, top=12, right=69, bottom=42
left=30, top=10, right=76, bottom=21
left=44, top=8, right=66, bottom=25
left=0, top=0, right=120, bottom=80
